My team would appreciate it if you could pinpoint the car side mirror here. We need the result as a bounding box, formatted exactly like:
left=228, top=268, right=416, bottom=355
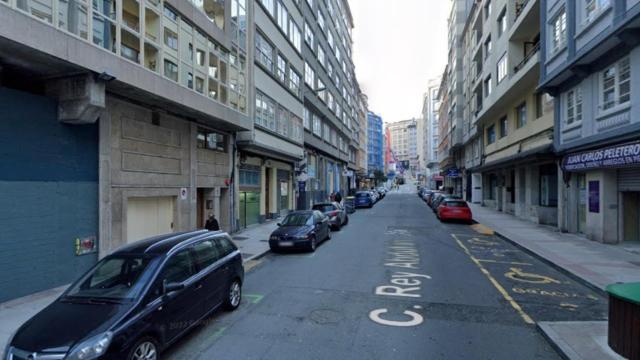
left=163, top=280, right=184, bottom=294
left=277, top=223, right=282, bottom=227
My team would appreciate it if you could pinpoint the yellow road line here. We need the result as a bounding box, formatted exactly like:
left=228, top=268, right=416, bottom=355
left=452, top=234, right=535, bottom=325
left=476, top=259, right=533, bottom=266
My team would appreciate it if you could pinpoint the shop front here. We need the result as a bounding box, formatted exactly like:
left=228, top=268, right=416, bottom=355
left=560, top=140, right=640, bottom=244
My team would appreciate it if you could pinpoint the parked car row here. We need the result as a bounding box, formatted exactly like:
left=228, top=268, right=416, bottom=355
left=355, top=187, right=387, bottom=208
left=418, top=188, right=473, bottom=224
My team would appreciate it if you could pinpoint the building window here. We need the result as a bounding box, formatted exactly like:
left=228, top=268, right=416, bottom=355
left=317, top=10, right=325, bottom=31
left=255, top=32, right=274, bottom=71
left=255, top=92, right=276, bottom=129
left=484, top=35, right=492, bottom=59
left=487, top=124, right=496, bottom=144
left=312, top=115, right=322, bottom=137
left=317, top=46, right=325, bottom=66
left=566, top=87, right=583, bottom=125
left=240, top=165, right=261, bottom=187
left=289, top=20, right=301, bottom=52
left=516, top=102, right=527, bottom=128
left=276, top=55, right=286, bottom=82
left=539, top=164, right=558, bottom=207
left=585, top=0, right=609, bottom=23
left=304, top=62, right=314, bottom=86
left=164, top=28, right=178, bottom=50
left=163, top=5, right=177, bottom=21
left=551, top=9, right=567, bottom=53
left=303, top=107, right=311, bottom=129
left=497, top=53, right=507, bottom=83
left=484, top=0, right=492, bottom=19
left=260, top=0, right=275, bottom=16
left=323, top=122, right=331, bottom=142
left=277, top=1, right=288, bottom=33
left=499, top=116, right=507, bottom=138
left=497, top=8, right=507, bottom=37
left=304, top=21, right=314, bottom=47
left=601, top=57, right=631, bottom=111
left=536, top=93, right=553, bottom=118
left=484, top=75, right=492, bottom=97
left=197, top=128, right=226, bottom=152
left=164, top=59, right=178, bottom=81
left=288, top=69, right=300, bottom=95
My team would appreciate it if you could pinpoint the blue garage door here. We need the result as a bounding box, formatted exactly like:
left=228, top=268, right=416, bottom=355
left=0, top=87, right=99, bottom=303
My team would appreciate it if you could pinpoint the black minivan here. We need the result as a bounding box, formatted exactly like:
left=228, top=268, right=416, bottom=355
left=4, top=230, right=244, bottom=360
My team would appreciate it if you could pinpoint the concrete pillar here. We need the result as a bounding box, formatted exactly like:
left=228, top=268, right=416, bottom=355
left=213, top=188, right=221, bottom=224
left=269, top=167, right=278, bottom=218
left=602, top=170, right=619, bottom=244
left=557, top=165, right=568, bottom=232
left=259, top=165, right=266, bottom=222
left=98, top=107, right=112, bottom=259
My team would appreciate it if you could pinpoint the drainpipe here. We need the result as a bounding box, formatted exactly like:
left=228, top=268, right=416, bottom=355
left=230, top=133, right=238, bottom=233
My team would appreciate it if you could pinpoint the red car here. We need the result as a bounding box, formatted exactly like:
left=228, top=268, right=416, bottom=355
left=437, top=199, right=473, bottom=224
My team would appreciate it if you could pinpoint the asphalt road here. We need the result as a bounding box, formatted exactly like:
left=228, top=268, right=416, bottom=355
left=164, top=187, right=607, bottom=359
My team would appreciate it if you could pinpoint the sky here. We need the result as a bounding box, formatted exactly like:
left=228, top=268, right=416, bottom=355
left=349, top=0, right=450, bottom=124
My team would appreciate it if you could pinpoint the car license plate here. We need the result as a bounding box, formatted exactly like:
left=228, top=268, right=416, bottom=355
left=279, top=241, right=294, bottom=247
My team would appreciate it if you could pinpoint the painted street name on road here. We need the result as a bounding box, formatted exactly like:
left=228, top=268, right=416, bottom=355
left=369, top=237, right=431, bottom=327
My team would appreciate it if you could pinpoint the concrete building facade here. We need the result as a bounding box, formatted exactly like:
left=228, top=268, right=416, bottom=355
left=0, top=0, right=251, bottom=301
left=540, top=0, right=640, bottom=244
left=387, top=119, right=419, bottom=174
left=299, top=0, right=358, bottom=206
left=440, top=0, right=473, bottom=196
left=421, top=77, right=442, bottom=189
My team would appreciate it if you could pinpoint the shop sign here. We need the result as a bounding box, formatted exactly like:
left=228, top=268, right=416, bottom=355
left=562, top=141, right=640, bottom=171
left=589, top=181, right=600, bottom=213
left=446, top=168, right=460, bottom=178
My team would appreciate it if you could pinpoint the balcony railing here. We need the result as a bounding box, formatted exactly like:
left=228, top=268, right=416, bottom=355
left=514, top=41, right=540, bottom=74
left=515, top=0, right=531, bottom=21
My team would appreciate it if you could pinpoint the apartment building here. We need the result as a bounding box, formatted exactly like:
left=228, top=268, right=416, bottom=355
left=367, top=111, right=384, bottom=174
left=355, top=85, right=369, bottom=185
left=421, top=77, right=442, bottom=189
left=237, top=0, right=304, bottom=227
left=459, top=0, right=556, bottom=225
left=387, top=119, right=419, bottom=174
left=0, top=0, right=250, bottom=302
left=539, top=0, right=640, bottom=243
left=299, top=0, right=358, bottom=205
left=440, top=0, right=473, bottom=196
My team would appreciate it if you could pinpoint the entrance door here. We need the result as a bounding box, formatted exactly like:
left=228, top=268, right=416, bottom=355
left=623, top=192, right=640, bottom=242
left=265, top=168, right=271, bottom=218
left=127, top=197, right=174, bottom=243
left=578, top=175, right=587, bottom=234
left=197, top=189, right=205, bottom=228
left=240, top=191, right=260, bottom=228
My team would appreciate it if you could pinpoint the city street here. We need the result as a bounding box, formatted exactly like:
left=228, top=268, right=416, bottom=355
left=164, top=188, right=607, bottom=359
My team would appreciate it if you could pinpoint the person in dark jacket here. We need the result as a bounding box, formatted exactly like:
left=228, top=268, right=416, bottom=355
left=205, top=213, right=220, bottom=231
left=334, top=191, right=342, bottom=203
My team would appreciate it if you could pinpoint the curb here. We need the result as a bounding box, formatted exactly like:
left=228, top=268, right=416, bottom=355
left=243, top=248, right=271, bottom=263
left=535, top=322, right=577, bottom=360
left=484, top=226, right=608, bottom=298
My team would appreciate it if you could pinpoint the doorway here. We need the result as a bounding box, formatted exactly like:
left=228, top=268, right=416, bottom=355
left=197, top=188, right=204, bottom=228
left=577, top=174, right=587, bottom=234
left=126, top=196, right=174, bottom=243
left=623, top=192, right=640, bottom=242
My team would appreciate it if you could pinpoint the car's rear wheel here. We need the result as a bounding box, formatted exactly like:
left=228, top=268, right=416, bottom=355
left=224, top=279, right=242, bottom=311
left=334, top=221, right=341, bottom=231
left=128, top=336, right=159, bottom=360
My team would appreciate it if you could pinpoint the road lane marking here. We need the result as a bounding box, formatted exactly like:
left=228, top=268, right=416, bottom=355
left=471, top=223, right=495, bottom=235
left=452, top=234, right=535, bottom=325
left=505, top=268, right=560, bottom=284
left=476, top=259, right=533, bottom=266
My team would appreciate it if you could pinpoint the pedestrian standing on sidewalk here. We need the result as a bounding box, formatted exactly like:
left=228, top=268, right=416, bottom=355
left=205, top=213, right=220, bottom=231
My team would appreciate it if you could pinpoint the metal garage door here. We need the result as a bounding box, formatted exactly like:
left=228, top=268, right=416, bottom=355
left=618, top=169, right=640, bottom=192
left=127, top=197, right=175, bottom=243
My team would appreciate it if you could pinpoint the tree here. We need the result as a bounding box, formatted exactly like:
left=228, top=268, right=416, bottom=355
left=373, top=169, right=387, bottom=185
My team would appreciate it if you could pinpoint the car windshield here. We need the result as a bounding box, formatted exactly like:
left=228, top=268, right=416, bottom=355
left=281, top=213, right=312, bottom=226
left=312, top=204, right=335, bottom=212
left=65, top=255, right=152, bottom=301
left=446, top=201, right=468, bottom=207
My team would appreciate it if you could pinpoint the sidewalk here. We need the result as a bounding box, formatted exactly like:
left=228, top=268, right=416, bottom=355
left=0, top=221, right=276, bottom=352
left=469, top=203, right=640, bottom=360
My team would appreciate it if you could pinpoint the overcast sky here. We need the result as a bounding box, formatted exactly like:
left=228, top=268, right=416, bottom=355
left=350, top=0, right=450, bottom=123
